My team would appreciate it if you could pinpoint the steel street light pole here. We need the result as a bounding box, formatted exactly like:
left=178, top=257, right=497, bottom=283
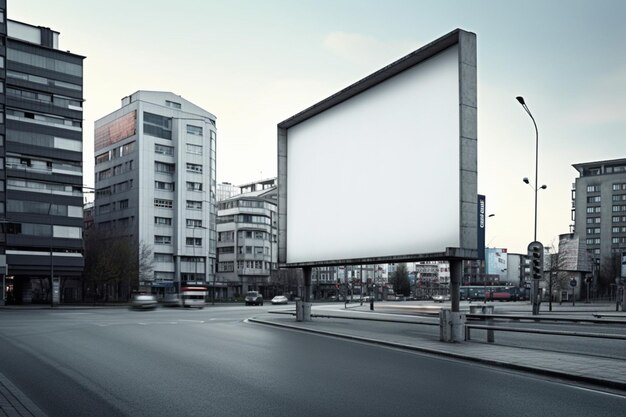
left=517, top=96, right=546, bottom=315
left=517, top=96, right=539, bottom=243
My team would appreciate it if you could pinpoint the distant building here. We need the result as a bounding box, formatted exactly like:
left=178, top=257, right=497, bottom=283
left=572, top=158, right=626, bottom=288
left=93, top=91, right=217, bottom=297
left=216, top=181, right=277, bottom=298
left=217, top=182, right=239, bottom=202
left=1, top=10, right=85, bottom=304
left=485, top=248, right=508, bottom=284
left=505, top=253, right=527, bottom=287
left=542, top=233, right=592, bottom=301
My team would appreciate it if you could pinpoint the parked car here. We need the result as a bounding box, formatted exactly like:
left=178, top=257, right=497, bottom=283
left=432, top=294, right=451, bottom=303
left=131, top=294, right=158, bottom=310
left=245, top=291, right=264, bottom=306
left=271, top=295, right=288, bottom=305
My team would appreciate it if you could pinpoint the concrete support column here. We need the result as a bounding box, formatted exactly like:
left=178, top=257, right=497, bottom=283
left=296, top=266, right=312, bottom=322
left=303, top=266, right=311, bottom=302
left=439, top=259, right=465, bottom=343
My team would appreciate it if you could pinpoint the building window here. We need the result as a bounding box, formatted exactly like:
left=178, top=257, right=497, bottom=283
left=7, top=48, right=82, bottom=76
left=612, top=194, right=626, bottom=202
left=119, top=199, right=129, bottom=209
left=186, top=219, right=203, bottom=228
left=218, top=231, right=234, bottom=242
left=155, top=217, right=172, bottom=225
left=218, top=246, right=235, bottom=254
left=187, top=125, right=203, bottom=136
left=165, top=100, right=181, bottom=109
left=586, top=206, right=601, bottom=214
left=155, top=162, right=175, bottom=173
left=186, top=200, right=202, bottom=210
left=586, top=217, right=600, bottom=224
left=237, top=214, right=271, bottom=225
left=586, top=185, right=600, bottom=193
left=186, top=181, right=203, bottom=191
left=155, top=144, right=174, bottom=155
left=154, top=253, right=173, bottom=263
left=186, top=163, right=203, bottom=173
left=155, top=181, right=174, bottom=191
left=613, top=183, right=626, bottom=191
left=186, top=237, right=202, bottom=246
left=186, top=144, right=202, bottom=155
left=586, top=227, right=600, bottom=235
left=154, top=199, right=173, bottom=208
left=587, top=196, right=601, bottom=203
left=6, top=109, right=81, bottom=130
left=155, top=235, right=172, bottom=245
left=218, top=261, right=234, bottom=272
left=144, top=112, right=172, bottom=140
left=53, top=225, right=81, bottom=239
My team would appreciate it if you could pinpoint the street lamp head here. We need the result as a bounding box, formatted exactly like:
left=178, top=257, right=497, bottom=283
left=488, top=214, right=495, bottom=218
left=516, top=96, right=526, bottom=105
left=523, top=177, right=530, bottom=184
left=540, top=184, right=547, bottom=190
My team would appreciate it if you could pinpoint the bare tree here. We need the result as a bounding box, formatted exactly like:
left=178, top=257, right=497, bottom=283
left=83, top=226, right=149, bottom=301
left=138, top=241, right=154, bottom=286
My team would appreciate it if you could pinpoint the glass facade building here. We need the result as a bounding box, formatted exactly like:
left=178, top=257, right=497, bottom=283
left=0, top=2, right=85, bottom=304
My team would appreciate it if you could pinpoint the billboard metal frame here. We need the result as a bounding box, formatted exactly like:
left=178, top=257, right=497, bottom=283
left=277, top=28, right=477, bottom=268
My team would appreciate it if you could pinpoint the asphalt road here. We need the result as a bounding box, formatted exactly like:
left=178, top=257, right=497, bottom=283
left=1, top=305, right=625, bottom=416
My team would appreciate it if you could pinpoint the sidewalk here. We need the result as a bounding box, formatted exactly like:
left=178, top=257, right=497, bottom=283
left=250, top=302, right=626, bottom=392
left=0, top=372, right=46, bottom=417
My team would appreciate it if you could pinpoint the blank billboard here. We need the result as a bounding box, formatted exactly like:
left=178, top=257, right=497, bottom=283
left=278, top=29, right=477, bottom=267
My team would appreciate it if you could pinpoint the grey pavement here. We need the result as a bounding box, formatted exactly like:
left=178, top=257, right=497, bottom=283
left=250, top=301, right=626, bottom=393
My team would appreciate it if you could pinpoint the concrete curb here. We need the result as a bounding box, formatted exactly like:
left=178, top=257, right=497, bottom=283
left=248, top=317, right=626, bottom=392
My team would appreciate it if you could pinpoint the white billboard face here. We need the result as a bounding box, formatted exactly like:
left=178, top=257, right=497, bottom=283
left=279, top=30, right=477, bottom=266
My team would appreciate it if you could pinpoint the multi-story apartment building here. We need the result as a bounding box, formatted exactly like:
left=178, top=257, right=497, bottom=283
left=216, top=181, right=277, bottom=299
left=93, top=91, right=217, bottom=296
left=485, top=247, right=508, bottom=283
left=572, top=158, right=626, bottom=286
left=1, top=4, right=85, bottom=305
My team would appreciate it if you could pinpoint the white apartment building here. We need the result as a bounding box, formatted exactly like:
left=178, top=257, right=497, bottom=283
left=216, top=183, right=277, bottom=298
left=93, top=91, right=217, bottom=293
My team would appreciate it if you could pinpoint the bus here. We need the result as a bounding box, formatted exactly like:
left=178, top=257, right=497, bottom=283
left=180, top=286, right=207, bottom=308
left=460, top=286, right=527, bottom=302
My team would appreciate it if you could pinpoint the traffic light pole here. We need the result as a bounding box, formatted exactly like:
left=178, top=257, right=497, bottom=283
left=528, top=241, right=544, bottom=315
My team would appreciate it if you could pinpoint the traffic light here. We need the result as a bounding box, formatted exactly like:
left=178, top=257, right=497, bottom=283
left=527, top=241, right=544, bottom=280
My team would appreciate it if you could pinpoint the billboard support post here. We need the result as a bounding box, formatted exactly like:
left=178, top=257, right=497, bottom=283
left=303, top=266, right=311, bottom=302
left=450, top=259, right=462, bottom=313
left=298, top=266, right=311, bottom=321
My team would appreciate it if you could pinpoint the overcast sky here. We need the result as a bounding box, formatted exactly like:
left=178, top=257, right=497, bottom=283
left=9, top=0, right=626, bottom=254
